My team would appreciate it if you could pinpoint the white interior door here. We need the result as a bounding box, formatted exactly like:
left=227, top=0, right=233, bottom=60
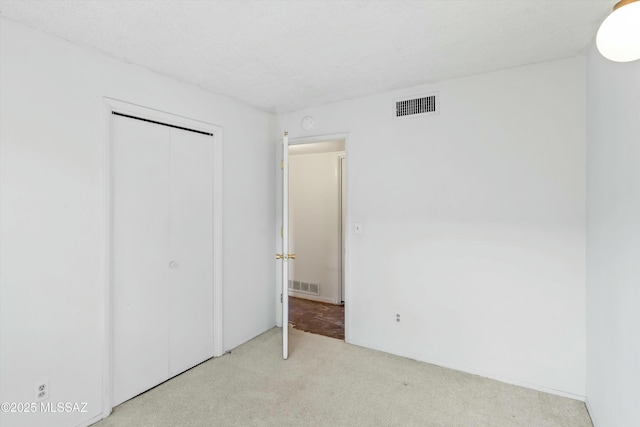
left=168, top=128, right=214, bottom=376
left=340, top=156, right=346, bottom=304
left=281, top=131, right=290, bottom=359
left=112, top=115, right=171, bottom=406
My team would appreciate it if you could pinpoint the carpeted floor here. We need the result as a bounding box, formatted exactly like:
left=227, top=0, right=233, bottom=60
left=93, top=327, right=592, bottom=427
left=288, top=296, right=344, bottom=340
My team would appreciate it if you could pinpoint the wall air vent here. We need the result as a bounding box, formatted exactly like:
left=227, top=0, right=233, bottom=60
left=288, top=279, right=320, bottom=296
left=395, top=93, right=439, bottom=118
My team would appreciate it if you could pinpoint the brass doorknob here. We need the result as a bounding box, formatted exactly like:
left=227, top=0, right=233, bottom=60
left=276, top=254, right=283, bottom=259
left=288, top=254, right=296, bottom=259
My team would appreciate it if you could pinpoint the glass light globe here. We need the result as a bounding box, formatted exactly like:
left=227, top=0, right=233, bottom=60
left=596, top=0, right=640, bottom=62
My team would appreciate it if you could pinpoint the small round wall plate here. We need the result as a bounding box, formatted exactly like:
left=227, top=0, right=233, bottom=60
left=301, top=116, right=314, bottom=130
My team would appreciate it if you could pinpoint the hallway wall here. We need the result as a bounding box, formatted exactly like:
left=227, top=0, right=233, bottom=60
left=289, top=150, right=343, bottom=304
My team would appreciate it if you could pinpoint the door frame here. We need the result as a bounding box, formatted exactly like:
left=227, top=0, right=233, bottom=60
left=276, top=132, right=350, bottom=341
left=101, top=98, right=224, bottom=417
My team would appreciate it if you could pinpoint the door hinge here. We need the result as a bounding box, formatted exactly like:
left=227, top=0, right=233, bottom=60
left=281, top=160, right=284, bottom=170
left=280, top=227, right=283, bottom=237
left=280, top=294, right=283, bottom=303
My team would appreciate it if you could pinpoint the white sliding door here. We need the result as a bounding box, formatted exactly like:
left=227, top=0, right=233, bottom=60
left=168, top=128, right=214, bottom=376
left=112, top=116, right=171, bottom=406
left=111, top=114, right=214, bottom=406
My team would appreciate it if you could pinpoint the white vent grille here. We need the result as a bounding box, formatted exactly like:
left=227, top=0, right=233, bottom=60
left=288, top=279, right=320, bottom=296
left=395, top=93, right=439, bottom=118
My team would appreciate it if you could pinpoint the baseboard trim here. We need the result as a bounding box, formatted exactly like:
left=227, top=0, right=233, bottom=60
left=223, top=324, right=276, bottom=354
left=76, top=412, right=104, bottom=427
left=585, top=398, right=599, bottom=427
left=347, top=337, right=586, bottom=401
left=288, top=291, right=336, bottom=304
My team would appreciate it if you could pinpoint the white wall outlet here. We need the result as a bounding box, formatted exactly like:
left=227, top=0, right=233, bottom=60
left=396, top=313, right=401, bottom=323
left=35, top=379, right=49, bottom=401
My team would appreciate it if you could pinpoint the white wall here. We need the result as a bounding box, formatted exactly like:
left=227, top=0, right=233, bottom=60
left=586, top=48, right=640, bottom=427
left=0, top=19, right=276, bottom=427
left=289, top=150, right=343, bottom=303
left=278, top=56, right=587, bottom=397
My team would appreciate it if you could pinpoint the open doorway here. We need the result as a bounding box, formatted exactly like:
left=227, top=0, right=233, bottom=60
left=287, top=139, right=345, bottom=340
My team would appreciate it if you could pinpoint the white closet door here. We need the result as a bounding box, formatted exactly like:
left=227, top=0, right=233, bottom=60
left=168, top=128, right=214, bottom=376
left=112, top=116, right=171, bottom=406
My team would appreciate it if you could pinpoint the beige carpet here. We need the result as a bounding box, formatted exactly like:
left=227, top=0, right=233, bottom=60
left=94, top=327, right=592, bottom=427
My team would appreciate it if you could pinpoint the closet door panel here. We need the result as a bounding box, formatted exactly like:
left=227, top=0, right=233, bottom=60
left=112, top=116, right=171, bottom=406
left=168, top=128, right=214, bottom=376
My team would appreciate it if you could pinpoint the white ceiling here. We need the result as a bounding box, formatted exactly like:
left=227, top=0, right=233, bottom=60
left=0, top=0, right=614, bottom=112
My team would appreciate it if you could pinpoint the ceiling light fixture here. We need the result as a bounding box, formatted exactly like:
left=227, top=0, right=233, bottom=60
left=596, top=0, right=640, bottom=62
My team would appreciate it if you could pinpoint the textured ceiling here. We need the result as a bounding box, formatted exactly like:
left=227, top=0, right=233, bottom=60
left=0, top=0, right=614, bottom=112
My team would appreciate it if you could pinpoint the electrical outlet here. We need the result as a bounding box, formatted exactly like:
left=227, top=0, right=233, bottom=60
left=35, top=380, right=49, bottom=401
left=396, top=313, right=401, bottom=323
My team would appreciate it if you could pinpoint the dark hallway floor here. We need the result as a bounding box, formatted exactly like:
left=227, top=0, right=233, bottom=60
left=288, top=296, right=345, bottom=340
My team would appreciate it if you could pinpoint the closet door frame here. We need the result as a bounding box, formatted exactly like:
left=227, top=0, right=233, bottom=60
left=101, top=97, right=223, bottom=417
